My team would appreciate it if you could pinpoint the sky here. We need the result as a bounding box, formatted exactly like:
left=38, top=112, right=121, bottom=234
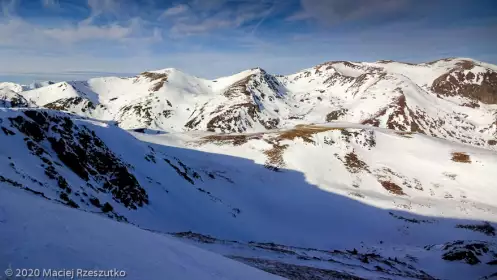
left=0, top=0, right=496, bottom=83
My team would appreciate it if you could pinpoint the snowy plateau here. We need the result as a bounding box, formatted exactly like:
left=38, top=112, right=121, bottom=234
left=0, top=57, right=496, bottom=279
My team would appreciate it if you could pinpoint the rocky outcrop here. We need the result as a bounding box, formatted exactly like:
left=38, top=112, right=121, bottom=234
left=8, top=110, right=148, bottom=210
left=432, top=61, right=497, bottom=104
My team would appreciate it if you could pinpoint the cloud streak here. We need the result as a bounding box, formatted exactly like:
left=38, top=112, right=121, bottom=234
left=0, top=0, right=495, bottom=84
left=161, top=4, right=189, bottom=18
left=162, top=0, right=275, bottom=35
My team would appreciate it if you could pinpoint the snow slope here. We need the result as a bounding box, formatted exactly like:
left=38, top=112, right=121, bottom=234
left=0, top=107, right=495, bottom=279
left=0, top=186, right=282, bottom=280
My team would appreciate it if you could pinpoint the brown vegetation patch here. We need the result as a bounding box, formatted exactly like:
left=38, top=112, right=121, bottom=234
left=141, top=71, right=168, bottom=80
left=488, top=139, right=497, bottom=146
left=223, top=75, right=254, bottom=98
left=379, top=181, right=405, bottom=195
left=260, top=125, right=343, bottom=170
left=451, top=152, right=471, bottom=163
left=263, top=143, right=289, bottom=171
left=141, top=71, right=168, bottom=92
left=202, top=134, right=260, bottom=146
left=344, top=152, right=369, bottom=173
left=277, top=125, right=342, bottom=144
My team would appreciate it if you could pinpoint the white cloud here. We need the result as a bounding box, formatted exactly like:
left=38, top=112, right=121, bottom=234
left=0, top=13, right=164, bottom=54
left=87, top=0, right=120, bottom=15
left=161, top=4, right=189, bottom=18
left=165, top=1, right=272, bottom=35
left=44, top=23, right=132, bottom=43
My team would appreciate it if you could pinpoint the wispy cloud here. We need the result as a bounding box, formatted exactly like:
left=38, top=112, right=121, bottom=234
left=44, top=23, right=132, bottom=43
left=0, top=0, right=495, bottom=84
left=0, top=17, right=155, bottom=47
left=162, top=0, right=274, bottom=35
left=161, top=4, right=189, bottom=18
left=87, top=0, right=120, bottom=16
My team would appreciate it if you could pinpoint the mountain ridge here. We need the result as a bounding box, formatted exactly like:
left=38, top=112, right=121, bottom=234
left=3, top=57, right=494, bottom=151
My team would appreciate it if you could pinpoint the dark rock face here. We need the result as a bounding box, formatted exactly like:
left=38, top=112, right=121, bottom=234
left=141, top=71, right=169, bottom=92
left=119, top=103, right=154, bottom=127
left=206, top=103, right=258, bottom=133
left=9, top=110, right=148, bottom=209
left=186, top=73, right=282, bottom=133
left=431, top=62, right=497, bottom=104
left=326, top=109, right=348, bottom=122
left=44, top=97, right=99, bottom=113
left=435, top=240, right=495, bottom=266
left=362, top=93, right=423, bottom=134
left=0, top=92, right=30, bottom=108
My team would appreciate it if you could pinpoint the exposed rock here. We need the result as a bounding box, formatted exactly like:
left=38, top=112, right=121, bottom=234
left=432, top=65, right=497, bottom=104
left=9, top=110, right=148, bottom=209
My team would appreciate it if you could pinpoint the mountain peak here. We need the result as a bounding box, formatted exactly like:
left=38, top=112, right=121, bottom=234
left=144, top=68, right=179, bottom=75
left=250, top=67, right=267, bottom=73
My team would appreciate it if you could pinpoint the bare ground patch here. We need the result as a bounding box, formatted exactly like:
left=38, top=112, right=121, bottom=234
left=343, top=152, right=370, bottom=173
left=451, top=152, right=471, bottom=163
left=141, top=71, right=168, bottom=92
left=263, top=143, right=289, bottom=171
left=263, top=125, right=344, bottom=170
left=202, top=134, right=257, bottom=146
left=379, top=181, right=405, bottom=195
left=276, top=124, right=343, bottom=144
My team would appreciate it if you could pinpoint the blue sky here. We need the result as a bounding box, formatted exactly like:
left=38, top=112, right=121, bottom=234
left=0, top=0, right=496, bottom=83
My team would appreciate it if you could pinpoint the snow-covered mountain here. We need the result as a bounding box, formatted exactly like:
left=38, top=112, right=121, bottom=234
left=1, top=57, right=497, bottom=279
left=14, top=57, right=497, bottom=150
left=0, top=82, right=33, bottom=108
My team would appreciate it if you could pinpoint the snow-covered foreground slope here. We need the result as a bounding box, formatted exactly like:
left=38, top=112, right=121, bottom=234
left=0, top=186, right=282, bottom=280
left=12, top=57, right=497, bottom=151
left=0, top=107, right=496, bottom=279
